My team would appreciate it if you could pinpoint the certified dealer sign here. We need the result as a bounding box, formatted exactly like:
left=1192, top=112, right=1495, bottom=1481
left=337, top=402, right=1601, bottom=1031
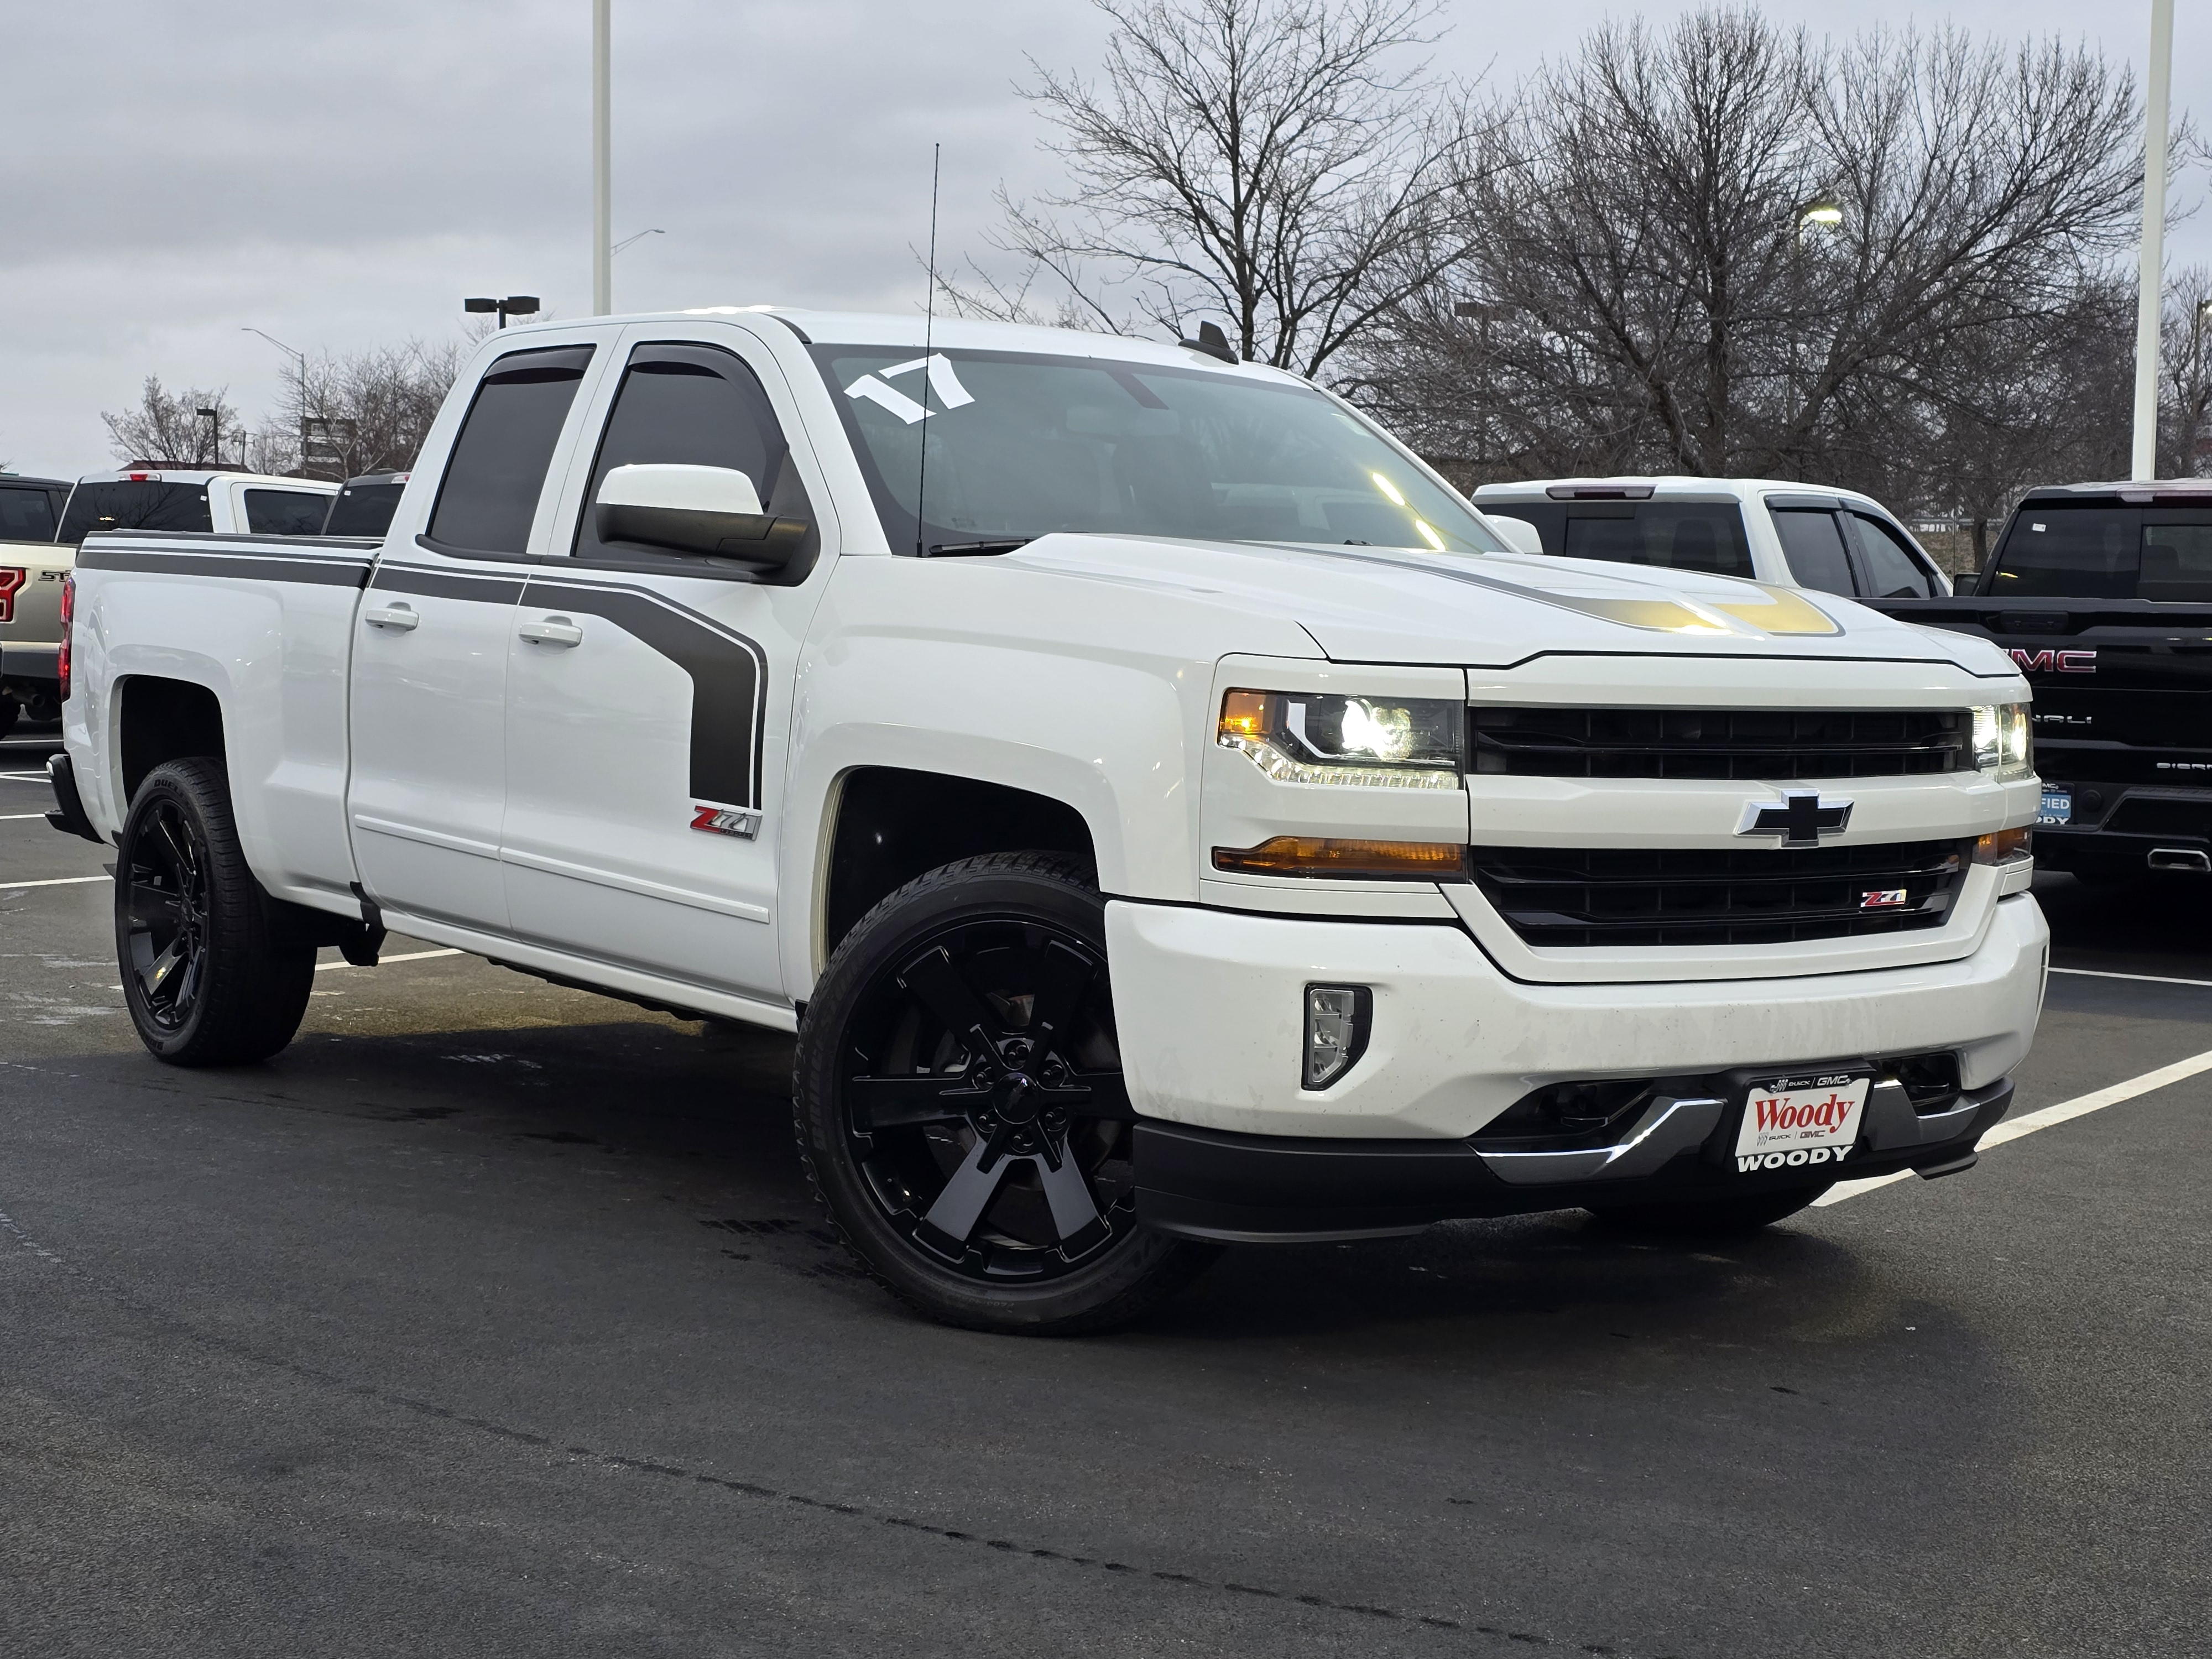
left=1735, top=1073, right=1870, bottom=1172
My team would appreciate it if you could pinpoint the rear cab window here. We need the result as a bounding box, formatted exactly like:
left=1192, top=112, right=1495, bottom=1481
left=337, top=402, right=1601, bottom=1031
left=427, top=346, right=596, bottom=554
left=57, top=480, right=213, bottom=543
left=243, top=488, right=333, bottom=536
left=324, top=479, right=408, bottom=538
left=1986, top=501, right=2212, bottom=601
left=0, top=483, right=58, bottom=541
left=1479, top=497, right=1754, bottom=577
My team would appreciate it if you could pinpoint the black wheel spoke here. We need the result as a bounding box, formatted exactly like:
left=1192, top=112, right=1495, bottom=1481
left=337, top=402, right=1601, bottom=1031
left=916, top=1128, right=1016, bottom=1253
left=1025, top=938, right=1094, bottom=1057
left=138, top=938, right=184, bottom=998
left=848, top=1072, right=988, bottom=1129
left=124, top=885, right=184, bottom=928
left=899, top=948, right=1004, bottom=1061
left=1053, top=1069, right=1134, bottom=1121
left=1034, top=1147, right=1110, bottom=1253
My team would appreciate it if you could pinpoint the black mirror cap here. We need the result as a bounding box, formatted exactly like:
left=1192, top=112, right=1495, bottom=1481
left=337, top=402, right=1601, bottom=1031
left=1179, top=320, right=1239, bottom=364
left=596, top=499, right=810, bottom=568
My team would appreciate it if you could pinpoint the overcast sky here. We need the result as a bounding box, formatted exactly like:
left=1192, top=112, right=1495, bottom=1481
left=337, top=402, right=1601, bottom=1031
left=0, top=0, right=2200, bottom=479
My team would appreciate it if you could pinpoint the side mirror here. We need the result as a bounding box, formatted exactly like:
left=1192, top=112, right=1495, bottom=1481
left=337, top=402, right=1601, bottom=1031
left=594, top=463, right=809, bottom=566
left=1486, top=514, right=1546, bottom=557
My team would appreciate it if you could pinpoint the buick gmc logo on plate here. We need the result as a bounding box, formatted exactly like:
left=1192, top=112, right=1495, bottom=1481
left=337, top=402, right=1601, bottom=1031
left=1736, top=1072, right=1870, bottom=1173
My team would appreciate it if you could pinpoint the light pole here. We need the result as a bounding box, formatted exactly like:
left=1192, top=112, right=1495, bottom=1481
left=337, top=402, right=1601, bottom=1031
left=2132, top=0, right=2174, bottom=480
left=196, top=406, right=220, bottom=467
left=593, top=0, right=611, bottom=315
left=463, top=295, right=542, bottom=329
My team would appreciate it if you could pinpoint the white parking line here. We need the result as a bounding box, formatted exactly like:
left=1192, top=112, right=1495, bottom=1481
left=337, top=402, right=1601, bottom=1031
left=1, top=812, right=51, bottom=821
left=0, top=771, right=54, bottom=781
left=315, top=948, right=463, bottom=973
left=2050, top=966, right=2212, bottom=989
left=1817, top=1045, right=2212, bottom=1206
left=0, top=874, right=107, bottom=890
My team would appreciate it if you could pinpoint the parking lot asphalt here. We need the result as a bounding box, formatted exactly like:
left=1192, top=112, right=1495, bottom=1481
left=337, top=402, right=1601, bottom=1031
left=3, top=720, right=2206, bottom=1659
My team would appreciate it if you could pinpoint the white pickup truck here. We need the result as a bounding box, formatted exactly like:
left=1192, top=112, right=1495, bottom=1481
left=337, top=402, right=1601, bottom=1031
left=54, top=309, right=2046, bottom=1333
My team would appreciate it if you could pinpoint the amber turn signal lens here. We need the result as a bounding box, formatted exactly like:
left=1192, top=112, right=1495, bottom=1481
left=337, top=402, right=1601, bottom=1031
left=1212, top=836, right=1467, bottom=879
left=1973, top=827, right=2032, bottom=865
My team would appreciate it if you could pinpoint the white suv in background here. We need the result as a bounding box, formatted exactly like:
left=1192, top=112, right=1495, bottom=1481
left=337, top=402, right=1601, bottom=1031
left=58, top=468, right=337, bottom=542
left=1473, top=478, right=1952, bottom=601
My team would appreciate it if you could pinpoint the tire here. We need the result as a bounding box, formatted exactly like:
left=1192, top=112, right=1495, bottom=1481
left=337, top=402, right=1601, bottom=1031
left=1585, top=1185, right=1832, bottom=1237
left=116, top=758, right=315, bottom=1066
left=793, top=851, right=1220, bottom=1334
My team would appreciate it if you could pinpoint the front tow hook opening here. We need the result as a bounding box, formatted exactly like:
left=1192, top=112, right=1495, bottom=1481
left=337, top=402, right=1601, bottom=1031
left=2147, top=847, right=2211, bottom=874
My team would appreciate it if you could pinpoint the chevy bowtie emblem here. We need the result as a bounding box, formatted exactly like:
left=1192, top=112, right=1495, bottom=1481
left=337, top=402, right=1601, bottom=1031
left=1737, top=790, right=1853, bottom=847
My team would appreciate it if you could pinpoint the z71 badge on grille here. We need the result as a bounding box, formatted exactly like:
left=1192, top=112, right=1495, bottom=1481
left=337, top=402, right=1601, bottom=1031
left=690, top=805, right=761, bottom=839
left=1859, top=888, right=1909, bottom=909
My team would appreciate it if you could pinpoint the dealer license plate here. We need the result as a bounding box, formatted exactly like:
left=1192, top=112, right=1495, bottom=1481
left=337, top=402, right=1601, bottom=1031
left=1735, top=1072, right=1870, bottom=1174
left=2039, top=787, right=2072, bottom=825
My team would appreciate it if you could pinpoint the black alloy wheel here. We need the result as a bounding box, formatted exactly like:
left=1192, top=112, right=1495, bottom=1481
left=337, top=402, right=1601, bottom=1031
left=795, top=852, right=1219, bottom=1333
left=122, top=794, right=212, bottom=1034
left=115, top=758, right=315, bottom=1066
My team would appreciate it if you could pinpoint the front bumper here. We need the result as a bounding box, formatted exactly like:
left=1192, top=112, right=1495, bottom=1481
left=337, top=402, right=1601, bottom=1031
left=1106, top=893, right=2048, bottom=1140
left=1135, top=1078, right=2011, bottom=1241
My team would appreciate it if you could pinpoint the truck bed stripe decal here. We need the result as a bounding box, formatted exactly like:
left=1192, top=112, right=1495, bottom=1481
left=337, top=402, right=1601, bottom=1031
left=76, top=546, right=372, bottom=587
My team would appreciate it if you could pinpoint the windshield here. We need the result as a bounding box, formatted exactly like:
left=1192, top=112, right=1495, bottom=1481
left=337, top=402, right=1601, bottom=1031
left=58, top=480, right=213, bottom=543
left=1986, top=505, right=2212, bottom=601
left=812, top=345, right=1502, bottom=555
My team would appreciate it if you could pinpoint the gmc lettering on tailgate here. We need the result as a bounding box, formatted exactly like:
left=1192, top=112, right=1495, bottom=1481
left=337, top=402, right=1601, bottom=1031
left=2009, top=648, right=2096, bottom=674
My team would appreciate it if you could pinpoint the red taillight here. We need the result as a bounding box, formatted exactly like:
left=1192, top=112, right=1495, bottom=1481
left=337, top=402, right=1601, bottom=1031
left=57, top=572, right=74, bottom=701
left=0, top=567, right=22, bottom=625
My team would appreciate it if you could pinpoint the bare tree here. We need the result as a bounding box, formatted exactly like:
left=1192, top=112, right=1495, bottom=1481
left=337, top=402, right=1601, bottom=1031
left=100, top=377, right=247, bottom=466
left=1365, top=9, right=2145, bottom=506
left=2161, top=265, right=2212, bottom=478
left=966, top=0, right=1492, bottom=377
left=259, top=340, right=469, bottom=480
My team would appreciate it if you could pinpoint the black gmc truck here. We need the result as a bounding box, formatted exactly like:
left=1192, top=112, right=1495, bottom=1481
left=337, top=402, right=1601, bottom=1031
left=1865, top=480, right=2212, bottom=884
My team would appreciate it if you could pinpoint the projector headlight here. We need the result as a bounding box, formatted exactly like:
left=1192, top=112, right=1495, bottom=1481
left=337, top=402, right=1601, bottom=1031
left=1218, top=689, right=1463, bottom=789
left=1971, top=702, right=2034, bottom=779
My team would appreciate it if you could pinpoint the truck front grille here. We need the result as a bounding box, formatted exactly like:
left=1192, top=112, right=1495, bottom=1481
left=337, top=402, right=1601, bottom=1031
left=1469, top=707, right=1970, bottom=779
left=1467, top=839, right=1971, bottom=947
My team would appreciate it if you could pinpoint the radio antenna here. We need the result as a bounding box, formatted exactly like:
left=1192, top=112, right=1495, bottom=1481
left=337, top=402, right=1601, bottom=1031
left=916, top=142, right=940, bottom=557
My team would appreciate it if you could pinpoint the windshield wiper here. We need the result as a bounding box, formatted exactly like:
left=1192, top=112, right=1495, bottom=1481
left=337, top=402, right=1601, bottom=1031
left=925, top=537, right=1036, bottom=556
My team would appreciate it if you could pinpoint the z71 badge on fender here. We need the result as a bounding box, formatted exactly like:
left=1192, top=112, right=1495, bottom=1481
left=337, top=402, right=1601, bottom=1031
left=690, top=804, right=761, bottom=839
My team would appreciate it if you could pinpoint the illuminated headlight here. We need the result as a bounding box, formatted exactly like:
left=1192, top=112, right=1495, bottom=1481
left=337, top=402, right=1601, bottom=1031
left=1970, top=703, right=2033, bottom=778
left=1219, top=689, right=1463, bottom=788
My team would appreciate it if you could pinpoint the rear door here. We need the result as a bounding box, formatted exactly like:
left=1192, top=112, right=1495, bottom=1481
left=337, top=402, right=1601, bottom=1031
left=347, top=336, right=608, bottom=932
left=497, top=324, right=837, bottom=1003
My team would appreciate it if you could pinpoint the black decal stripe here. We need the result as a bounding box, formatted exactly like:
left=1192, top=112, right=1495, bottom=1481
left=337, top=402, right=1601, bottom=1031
left=370, top=564, right=530, bottom=605
left=523, top=577, right=766, bottom=808
left=76, top=545, right=371, bottom=587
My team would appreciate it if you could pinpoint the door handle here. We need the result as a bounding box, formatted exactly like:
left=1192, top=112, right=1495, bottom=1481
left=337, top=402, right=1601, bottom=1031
left=363, top=602, right=419, bottom=631
left=519, top=615, right=583, bottom=648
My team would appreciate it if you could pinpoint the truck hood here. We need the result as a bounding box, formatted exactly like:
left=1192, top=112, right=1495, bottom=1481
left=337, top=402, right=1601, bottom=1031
left=1008, top=534, right=2011, bottom=674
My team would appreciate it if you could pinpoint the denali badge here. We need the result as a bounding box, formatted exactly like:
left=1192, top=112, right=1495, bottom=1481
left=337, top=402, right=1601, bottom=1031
left=1859, top=888, right=1909, bottom=909
left=690, top=804, right=761, bottom=839
left=1737, top=790, right=1853, bottom=847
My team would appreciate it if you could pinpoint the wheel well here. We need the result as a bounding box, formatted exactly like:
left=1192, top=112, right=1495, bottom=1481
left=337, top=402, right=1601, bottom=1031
left=823, top=768, right=1096, bottom=957
left=119, top=677, right=226, bottom=805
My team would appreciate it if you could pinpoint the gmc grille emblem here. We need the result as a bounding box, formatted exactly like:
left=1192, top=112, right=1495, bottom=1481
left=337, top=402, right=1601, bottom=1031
left=2008, top=648, right=2095, bottom=674
left=1737, top=790, right=1853, bottom=847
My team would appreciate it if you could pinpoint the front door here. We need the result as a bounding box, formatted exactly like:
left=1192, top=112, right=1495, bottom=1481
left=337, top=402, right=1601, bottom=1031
left=498, top=328, right=835, bottom=1003
left=348, top=338, right=605, bottom=931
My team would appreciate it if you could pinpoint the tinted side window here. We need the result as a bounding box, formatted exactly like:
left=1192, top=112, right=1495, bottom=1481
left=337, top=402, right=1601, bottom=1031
left=1849, top=512, right=1935, bottom=598
left=427, top=346, right=595, bottom=554
left=0, top=484, right=57, bottom=541
left=58, top=481, right=213, bottom=542
left=1558, top=503, right=1752, bottom=577
left=324, top=482, right=406, bottom=537
left=1986, top=508, right=2141, bottom=598
left=243, top=489, right=332, bottom=535
left=573, top=341, right=813, bottom=561
left=1772, top=508, right=1856, bottom=595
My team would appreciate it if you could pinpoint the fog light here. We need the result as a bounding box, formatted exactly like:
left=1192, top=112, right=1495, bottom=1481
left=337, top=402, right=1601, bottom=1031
left=1303, top=984, right=1371, bottom=1090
